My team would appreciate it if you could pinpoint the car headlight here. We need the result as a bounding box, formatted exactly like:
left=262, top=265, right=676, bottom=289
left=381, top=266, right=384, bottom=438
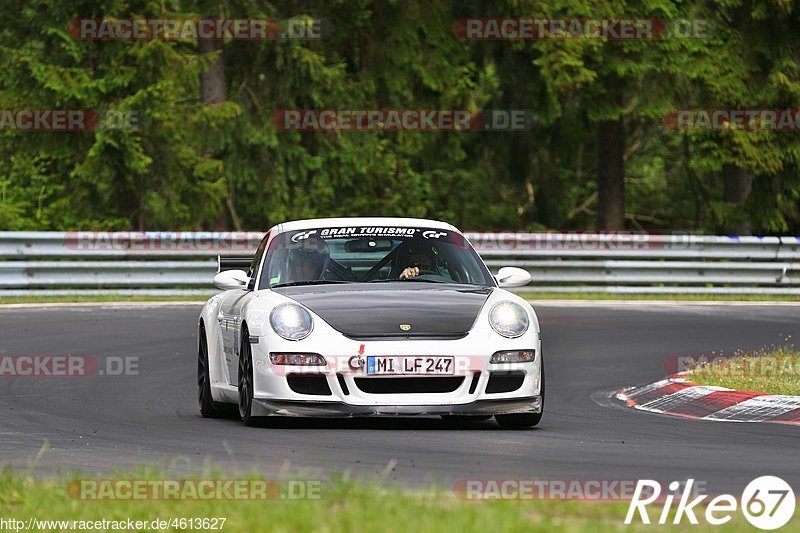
left=489, top=301, right=529, bottom=338
left=270, top=304, right=313, bottom=341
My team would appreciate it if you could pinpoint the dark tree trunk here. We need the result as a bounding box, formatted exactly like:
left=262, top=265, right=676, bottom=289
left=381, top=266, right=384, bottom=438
left=199, top=38, right=227, bottom=229
left=596, top=116, right=625, bottom=230
left=509, top=133, right=537, bottom=225
left=722, top=163, right=753, bottom=235
left=199, top=39, right=225, bottom=104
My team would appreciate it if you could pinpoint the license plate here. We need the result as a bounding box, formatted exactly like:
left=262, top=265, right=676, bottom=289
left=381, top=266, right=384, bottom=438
left=366, top=356, right=454, bottom=375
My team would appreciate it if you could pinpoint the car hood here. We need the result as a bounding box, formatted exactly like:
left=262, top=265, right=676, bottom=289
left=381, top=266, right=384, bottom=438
left=274, top=283, right=493, bottom=339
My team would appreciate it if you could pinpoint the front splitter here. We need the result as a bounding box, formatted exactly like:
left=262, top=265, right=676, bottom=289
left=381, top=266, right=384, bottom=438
left=254, top=396, right=541, bottom=417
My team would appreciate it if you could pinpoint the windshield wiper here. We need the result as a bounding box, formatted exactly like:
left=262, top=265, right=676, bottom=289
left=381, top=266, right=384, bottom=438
left=272, top=280, right=351, bottom=288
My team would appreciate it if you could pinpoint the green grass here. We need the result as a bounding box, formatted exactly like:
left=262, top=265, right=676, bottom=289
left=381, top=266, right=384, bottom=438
left=0, top=469, right=772, bottom=532
left=686, top=346, right=800, bottom=395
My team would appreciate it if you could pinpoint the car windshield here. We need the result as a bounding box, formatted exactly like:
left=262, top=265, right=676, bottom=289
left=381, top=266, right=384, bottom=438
left=260, top=226, right=494, bottom=289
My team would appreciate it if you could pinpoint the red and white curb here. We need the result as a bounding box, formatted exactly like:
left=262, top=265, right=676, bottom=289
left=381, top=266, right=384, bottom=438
left=616, top=376, right=800, bottom=425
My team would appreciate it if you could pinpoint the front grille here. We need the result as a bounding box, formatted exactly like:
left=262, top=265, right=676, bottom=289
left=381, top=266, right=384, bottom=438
left=485, top=371, right=525, bottom=394
left=354, top=376, right=464, bottom=394
left=287, top=373, right=332, bottom=396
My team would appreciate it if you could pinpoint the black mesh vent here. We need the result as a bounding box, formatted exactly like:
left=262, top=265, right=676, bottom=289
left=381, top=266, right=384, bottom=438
left=354, top=377, right=464, bottom=394
left=286, top=374, right=332, bottom=396
left=485, top=371, right=525, bottom=394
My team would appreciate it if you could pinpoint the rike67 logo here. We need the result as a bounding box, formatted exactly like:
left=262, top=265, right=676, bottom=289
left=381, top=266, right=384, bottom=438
left=626, top=477, right=795, bottom=530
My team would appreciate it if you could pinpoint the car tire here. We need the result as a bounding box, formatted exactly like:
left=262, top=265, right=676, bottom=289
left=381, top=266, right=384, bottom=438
left=198, top=324, right=234, bottom=418
left=495, top=363, right=545, bottom=429
left=238, top=326, right=263, bottom=426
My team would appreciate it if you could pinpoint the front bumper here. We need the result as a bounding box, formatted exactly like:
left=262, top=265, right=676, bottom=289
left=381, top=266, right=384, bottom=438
left=246, top=319, right=543, bottom=414
left=254, top=395, right=542, bottom=417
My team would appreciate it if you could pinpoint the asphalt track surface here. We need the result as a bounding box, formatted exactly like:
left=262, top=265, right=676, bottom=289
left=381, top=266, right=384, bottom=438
left=1, top=302, right=798, bottom=493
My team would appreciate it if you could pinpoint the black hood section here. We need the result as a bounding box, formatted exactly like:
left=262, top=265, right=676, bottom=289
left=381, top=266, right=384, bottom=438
left=275, top=283, right=493, bottom=339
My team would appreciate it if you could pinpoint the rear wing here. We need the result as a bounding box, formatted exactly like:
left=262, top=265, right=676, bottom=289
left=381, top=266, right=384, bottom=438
left=217, top=256, right=252, bottom=273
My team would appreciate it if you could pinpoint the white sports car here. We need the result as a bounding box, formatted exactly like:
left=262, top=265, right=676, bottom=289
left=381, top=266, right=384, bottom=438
left=197, top=217, right=544, bottom=428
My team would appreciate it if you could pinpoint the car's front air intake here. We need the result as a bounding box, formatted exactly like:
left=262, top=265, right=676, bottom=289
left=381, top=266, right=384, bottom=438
left=286, top=373, right=332, bottom=396
left=354, top=377, right=465, bottom=394
left=485, top=371, right=525, bottom=394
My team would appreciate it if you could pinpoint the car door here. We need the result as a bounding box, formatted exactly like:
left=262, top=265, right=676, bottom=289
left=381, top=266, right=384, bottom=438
left=220, top=233, right=269, bottom=385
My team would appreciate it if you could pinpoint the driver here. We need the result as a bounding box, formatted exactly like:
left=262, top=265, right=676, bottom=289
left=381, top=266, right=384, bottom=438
left=399, top=245, right=438, bottom=280
left=287, top=238, right=329, bottom=283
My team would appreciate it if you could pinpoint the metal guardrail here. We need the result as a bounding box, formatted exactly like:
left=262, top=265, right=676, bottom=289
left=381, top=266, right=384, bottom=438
left=0, top=232, right=798, bottom=295
left=464, top=233, right=800, bottom=259
left=0, top=232, right=264, bottom=258
left=0, top=261, right=216, bottom=287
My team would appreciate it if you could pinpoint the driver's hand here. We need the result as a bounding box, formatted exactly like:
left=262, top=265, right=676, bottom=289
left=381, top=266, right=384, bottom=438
left=400, top=266, right=420, bottom=280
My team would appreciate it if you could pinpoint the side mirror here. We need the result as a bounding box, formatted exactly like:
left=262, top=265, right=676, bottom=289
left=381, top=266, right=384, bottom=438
left=213, top=269, right=250, bottom=291
left=495, top=266, right=531, bottom=288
